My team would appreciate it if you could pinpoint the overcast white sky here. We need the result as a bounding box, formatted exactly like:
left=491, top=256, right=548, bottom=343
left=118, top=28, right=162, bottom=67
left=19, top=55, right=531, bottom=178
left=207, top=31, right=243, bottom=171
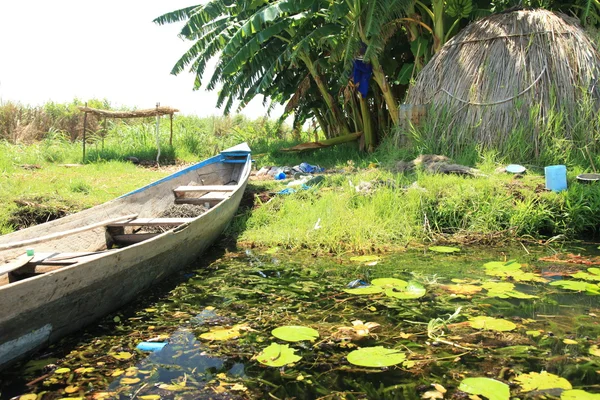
left=0, top=1, right=278, bottom=118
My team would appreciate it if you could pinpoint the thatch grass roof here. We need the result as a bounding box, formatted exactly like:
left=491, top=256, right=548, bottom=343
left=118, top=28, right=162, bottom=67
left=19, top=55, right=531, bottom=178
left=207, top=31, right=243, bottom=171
left=406, top=9, right=600, bottom=158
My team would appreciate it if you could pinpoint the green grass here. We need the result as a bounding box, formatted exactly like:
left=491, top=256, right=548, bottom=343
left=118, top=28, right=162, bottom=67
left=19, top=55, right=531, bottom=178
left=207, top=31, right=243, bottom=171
left=233, top=161, right=600, bottom=253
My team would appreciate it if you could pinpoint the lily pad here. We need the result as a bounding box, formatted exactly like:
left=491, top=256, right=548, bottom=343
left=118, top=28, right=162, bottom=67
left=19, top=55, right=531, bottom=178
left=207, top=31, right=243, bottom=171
left=526, top=330, right=542, bottom=337
left=468, top=316, right=516, bottom=332
left=110, top=351, right=134, bottom=361
left=484, top=261, right=547, bottom=283
left=482, top=281, right=536, bottom=299
left=256, top=343, right=301, bottom=367
left=350, top=255, right=381, bottom=263
left=200, top=326, right=242, bottom=341
left=561, top=389, right=600, bottom=400
left=272, top=326, right=319, bottom=342
left=514, top=371, right=572, bottom=392
left=458, top=377, right=510, bottom=400
left=384, top=281, right=426, bottom=299
left=54, top=367, right=71, bottom=374
left=19, top=395, right=38, bottom=400
left=429, top=246, right=460, bottom=253
left=589, top=345, right=600, bottom=356
left=370, top=278, right=408, bottom=288
left=346, top=346, right=406, bottom=367
left=550, top=280, right=600, bottom=294
left=343, top=286, right=384, bottom=295
left=441, top=284, right=482, bottom=295
left=571, top=268, right=600, bottom=281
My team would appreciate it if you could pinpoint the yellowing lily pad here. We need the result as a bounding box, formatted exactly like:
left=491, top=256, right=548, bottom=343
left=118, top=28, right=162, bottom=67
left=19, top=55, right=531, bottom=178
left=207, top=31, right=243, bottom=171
left=256, top=343, right=301, bottom=367
left=350, top=255, right=381, bottom=263
left=384, top=281, right=426, bottom=299
left=429, top=246, right=460, bottom=253
left=346, top=346, right=406, bottom=367
left=589, top=345, right=600, bottom=356
left=74, top=367, right=95, bottom=374
left=441, top=284, right=482, bottom=295
left=200, top=324, right=249, bottom=341
left=343, top=286, right=384, bottom=295
left=458, top=377, right=510, bottom=400
left=139, top=396, right=161, bottom=400
left=54, top=368, right=71, bottom=374
left=561, top=389, right=600, bottom=400
left=110, top=351, right=134, bottom=361
left=120, top=377, right=141, bottom=385
left=468, top=316, right=516, bottom=332
left=514, top=371, right=572, bottom=392
left=272, top=326, right=319, bottom=342
left=526, top=330, right=542, bottom=337
left=157, top=383, right=188, bottom=391
left=550, top=280, right=600, bottom=294
left=563, top=339, right=578, bottom=345
left=64, top=385, right=80, bottom=394
left=370, top=278, right=408, bottom=288
left=19, top=395, right=38, bottom=400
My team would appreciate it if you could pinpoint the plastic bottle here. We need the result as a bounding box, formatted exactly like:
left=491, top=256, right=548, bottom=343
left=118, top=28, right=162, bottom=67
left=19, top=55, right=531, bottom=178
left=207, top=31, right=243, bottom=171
left=545, top=165, right=567, bottom=192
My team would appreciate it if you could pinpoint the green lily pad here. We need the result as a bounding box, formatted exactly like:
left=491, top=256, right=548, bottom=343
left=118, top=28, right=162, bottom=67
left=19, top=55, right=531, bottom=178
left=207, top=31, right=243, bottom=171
left=484, top=261, right=547, bottom=283
left=468, top=316, right=516, bottom=332
left=256, top=343, right=301, bottom=367
left=350, top=255, right=381, bottom=263
left=482, top=281, right=536, bottom=299
left=572, top=268, right=600, bottom=281
left=429, top=246, right=460, bottom=253
left=562, top=389, right=600, bottom=400
left=384, top=281, right=426, bottom=299
left=550, top=280, right=600, bottom=294
left=346, top=346, right=406, bottom=367
left=271, top=326, right=319, bottom=342
left=343, top=286, right=384, bottom=295
left=458, top=377, right=510, bottom=400
left=370, top=278, right=407, bottom=288
left=514, top=371, right=572, bottom=392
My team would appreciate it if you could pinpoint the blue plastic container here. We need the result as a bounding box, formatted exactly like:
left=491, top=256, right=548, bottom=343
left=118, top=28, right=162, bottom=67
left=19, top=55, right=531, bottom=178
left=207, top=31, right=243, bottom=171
left=136, top=342, right=167, bottom=352
left=274, top=172, right=286, bottom=180
left=545, top=165, right=567, bottom=192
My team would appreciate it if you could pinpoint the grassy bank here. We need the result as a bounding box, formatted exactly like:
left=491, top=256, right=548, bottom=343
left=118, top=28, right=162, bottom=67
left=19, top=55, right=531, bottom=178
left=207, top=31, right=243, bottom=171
left=234, top=165, right=600, bottom=253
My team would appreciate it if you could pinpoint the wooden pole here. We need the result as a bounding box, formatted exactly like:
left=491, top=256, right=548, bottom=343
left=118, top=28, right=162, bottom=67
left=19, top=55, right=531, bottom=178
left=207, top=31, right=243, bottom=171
left=82, top=102, right=88, bottom=163
left=169, top=114, right=173, bottom=146
left=102, top=117, right=107, bottom=151
left=155, top=102, right=161, bottom=166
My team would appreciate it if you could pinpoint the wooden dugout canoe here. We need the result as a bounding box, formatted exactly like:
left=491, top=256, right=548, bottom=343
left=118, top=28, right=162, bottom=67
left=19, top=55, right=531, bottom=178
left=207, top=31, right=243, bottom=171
left=0, top=143, right=251, bottom=370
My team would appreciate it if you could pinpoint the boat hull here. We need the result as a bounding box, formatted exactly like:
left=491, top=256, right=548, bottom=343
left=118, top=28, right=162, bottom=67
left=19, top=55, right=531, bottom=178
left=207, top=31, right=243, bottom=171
left=0, top=146, right=250, bottom=370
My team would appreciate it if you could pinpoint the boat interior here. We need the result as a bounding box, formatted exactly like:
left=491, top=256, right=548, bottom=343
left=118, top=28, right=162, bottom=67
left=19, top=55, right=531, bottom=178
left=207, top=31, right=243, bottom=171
left=0, top=150, right=250, bottom=287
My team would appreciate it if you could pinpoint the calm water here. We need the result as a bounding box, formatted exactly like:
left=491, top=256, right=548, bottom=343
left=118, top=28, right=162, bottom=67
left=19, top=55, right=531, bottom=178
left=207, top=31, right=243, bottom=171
left=1, top=244, right=599, bottom=399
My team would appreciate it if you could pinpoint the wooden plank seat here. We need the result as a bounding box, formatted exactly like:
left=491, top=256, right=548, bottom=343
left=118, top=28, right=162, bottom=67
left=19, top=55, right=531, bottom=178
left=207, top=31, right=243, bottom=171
left=106, top=218, right=195, bottom=227
left=173, top=185, right=237, bottom=198
left=175, top=191, right=232, bottom=205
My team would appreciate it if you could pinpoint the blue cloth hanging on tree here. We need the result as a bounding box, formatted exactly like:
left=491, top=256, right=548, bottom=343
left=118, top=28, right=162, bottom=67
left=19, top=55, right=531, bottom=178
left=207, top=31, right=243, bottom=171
left=352, top=59, right=372, bottom=98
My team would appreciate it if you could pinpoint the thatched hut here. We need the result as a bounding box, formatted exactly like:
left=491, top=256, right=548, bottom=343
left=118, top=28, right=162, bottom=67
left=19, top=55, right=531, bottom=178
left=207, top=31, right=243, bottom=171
left=406, top=9, right=600, bottom=160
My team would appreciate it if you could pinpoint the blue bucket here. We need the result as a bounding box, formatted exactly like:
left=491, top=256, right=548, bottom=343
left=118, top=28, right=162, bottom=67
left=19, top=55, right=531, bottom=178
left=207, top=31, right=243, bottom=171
left=545, top=165, right=567, bottom=192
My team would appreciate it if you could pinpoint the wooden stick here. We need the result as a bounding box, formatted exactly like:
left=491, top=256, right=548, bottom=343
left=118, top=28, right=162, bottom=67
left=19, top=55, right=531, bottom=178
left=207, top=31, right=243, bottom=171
left=0, top=214, right=138, bottom=250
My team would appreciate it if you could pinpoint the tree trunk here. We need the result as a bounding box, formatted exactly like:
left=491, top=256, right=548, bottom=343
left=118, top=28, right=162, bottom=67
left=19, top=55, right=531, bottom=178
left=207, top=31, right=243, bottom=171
left=359, top=96, right=374, bottom=152
left=312, top=108, right=330, bottom=139
left=370, top=57, right=399, bottom=126
left=300, top=54, right=351, bottom=136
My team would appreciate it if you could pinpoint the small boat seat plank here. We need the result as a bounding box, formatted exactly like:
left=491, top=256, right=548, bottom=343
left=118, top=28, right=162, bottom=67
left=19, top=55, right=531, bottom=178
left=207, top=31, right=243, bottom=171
left=175, top=191, right=231, bottom=205
left=107, top=218, right=195, bottom=227
left=0, top=255, right=34, bottom=276
left=173, top=185, right=237, bottom=198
